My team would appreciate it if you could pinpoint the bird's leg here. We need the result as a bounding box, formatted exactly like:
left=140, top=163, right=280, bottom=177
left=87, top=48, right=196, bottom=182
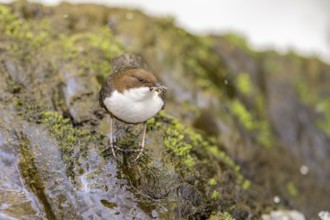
left=134, top=122, right=147, bottom=161
left=110, top=120, right=141, bottom=153
left=108, top=115, right=117, bottom=158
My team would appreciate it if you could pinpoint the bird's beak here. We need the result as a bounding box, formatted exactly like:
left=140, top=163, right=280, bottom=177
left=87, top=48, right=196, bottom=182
left=152, top=83, right=168, bottom=93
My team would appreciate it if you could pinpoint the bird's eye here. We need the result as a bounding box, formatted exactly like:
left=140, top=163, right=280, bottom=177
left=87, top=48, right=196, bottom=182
left=137, top=77, right=144, bottom=82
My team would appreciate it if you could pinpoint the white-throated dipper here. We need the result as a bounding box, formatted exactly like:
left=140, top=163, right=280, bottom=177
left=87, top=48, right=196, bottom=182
left=99, top=54, right=167, bottom=160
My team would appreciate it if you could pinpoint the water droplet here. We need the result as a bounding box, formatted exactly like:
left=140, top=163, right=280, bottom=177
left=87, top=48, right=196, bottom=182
left=273, top=196, right=281, bottom=204
left=300, top=165, right=309, bottom=175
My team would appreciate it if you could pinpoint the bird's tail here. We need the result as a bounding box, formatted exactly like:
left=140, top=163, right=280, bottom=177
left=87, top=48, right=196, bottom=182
left=111, top=53, right=148, bottom=73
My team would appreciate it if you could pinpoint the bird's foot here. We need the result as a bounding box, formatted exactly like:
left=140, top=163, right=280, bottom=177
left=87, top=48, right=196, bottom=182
left=102, top=141, right=117, bottom=158
left=103, top=142, right=144, bottom=161
left=132, top=142, right=145, bottom=162
left=113, top=145, right=141, bottom=152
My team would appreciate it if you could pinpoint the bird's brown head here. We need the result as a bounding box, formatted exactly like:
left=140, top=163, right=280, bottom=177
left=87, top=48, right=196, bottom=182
left=112, top=68, right=167, bottom=93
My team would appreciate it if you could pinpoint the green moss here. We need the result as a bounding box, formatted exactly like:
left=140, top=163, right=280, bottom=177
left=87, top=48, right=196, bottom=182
left=242, top=179, right=251, bottom=190
left=286, top=181, right=298, bottom=197
left=209, top=178, right=217, bottom=186
left=257, top=120, right=273, bottom=148
left=0, top=5, right=21, bottom=36
left=162, top=112, right=243, bottom=209
left=146, top=117, right=162, bottom=130
left=160, top=111, right=248, bottom=191
left=224, top=32, right=252, bottom=54
left=7, top=79, right=22, bottom=93
left=232, top=73, right=275, bottom=148
left=95, top=60, right=113, bottom=79
left=2, top=11, right=124, bottom=91
left=231, top=99, right=255, bottom=130
left=1, top=5, right=51, bottom=53
left=295, top=79, right=330, bottom=137
left=41, top=111, right=96, bottom=178
left=163, top=111, right=237, bottom=171
left=56, top=27, right=124, bottom=82
left=211, top=190, right=221, bottom=200
left=164, top=125, right=196, bottom=169
left=235, top=72, right=252, bottom=95
left=185, top=57, right=208, bottom=78
left=115, top=130, right=140, bottom=149
left=210, top=211, right=236, bottom=220
left=60, top=28, right=123, bottom=61
left=218, top=212, right=236, bottom=220
left=156, top=23, right=225, bottom=93
left=42, top=111, right=78, bottom=151
left=204, top=145, right=249, bottom=189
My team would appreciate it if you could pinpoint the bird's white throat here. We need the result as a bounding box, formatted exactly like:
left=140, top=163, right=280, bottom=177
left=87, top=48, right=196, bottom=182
left=104, top=87, right=164, bottom=123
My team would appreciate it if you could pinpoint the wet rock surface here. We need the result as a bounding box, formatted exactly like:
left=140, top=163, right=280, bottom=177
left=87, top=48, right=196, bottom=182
left=0, top=2, right=329, bottom=219
left=262, top=210, right=306, bottom=220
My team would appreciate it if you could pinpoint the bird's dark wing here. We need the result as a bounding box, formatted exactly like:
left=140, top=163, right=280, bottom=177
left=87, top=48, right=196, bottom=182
left=99, top=76, right=113, bottom=110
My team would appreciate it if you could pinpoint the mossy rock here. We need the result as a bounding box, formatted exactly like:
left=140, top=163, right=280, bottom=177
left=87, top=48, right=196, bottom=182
left=0, top=1, right=329, bottom=219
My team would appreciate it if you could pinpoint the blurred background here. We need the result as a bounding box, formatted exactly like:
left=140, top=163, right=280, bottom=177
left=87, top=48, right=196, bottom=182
left=1, top=0, right=330, bottom=63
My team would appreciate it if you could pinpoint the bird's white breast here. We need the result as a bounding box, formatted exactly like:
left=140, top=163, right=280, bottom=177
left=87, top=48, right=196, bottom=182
left=103, top=87, right=164, bottom=123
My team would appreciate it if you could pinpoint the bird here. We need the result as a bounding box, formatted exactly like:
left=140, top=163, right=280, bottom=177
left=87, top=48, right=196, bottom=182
left=99, top=54, right=167, bottom=161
